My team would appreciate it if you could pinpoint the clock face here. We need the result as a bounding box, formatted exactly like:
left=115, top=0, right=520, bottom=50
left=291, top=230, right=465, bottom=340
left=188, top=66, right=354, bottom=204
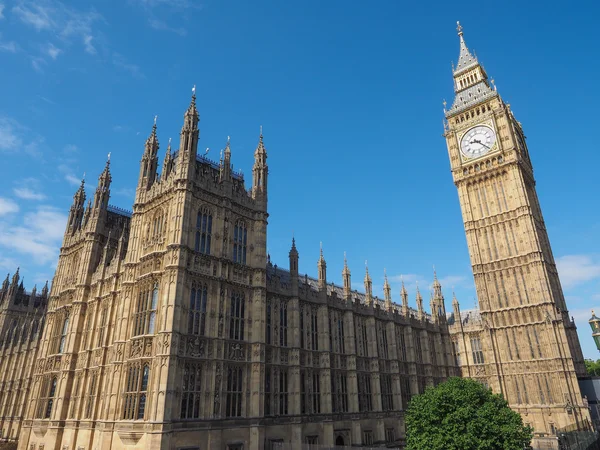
left=460, top=125, right=497, bottom=158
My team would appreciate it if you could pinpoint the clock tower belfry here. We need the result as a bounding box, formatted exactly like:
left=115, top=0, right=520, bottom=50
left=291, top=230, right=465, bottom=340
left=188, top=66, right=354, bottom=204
left=444, top=22, right=590, bottom=432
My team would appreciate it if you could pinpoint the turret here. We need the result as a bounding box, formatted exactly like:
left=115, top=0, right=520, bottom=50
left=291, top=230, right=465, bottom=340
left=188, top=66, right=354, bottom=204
left=67, top=178, right=86, bottom=233
left=383, top=269, right=392, bottom=311
left=342, top=252, right=351, bottom=301
left=289, top=238, right=299, bottom=295
left=221, top=137, right=232, bottom=182
left=41, top=280, right=49, bottom=299
left=416, top=283, right=424, bottom=321
left=139, top=118, right=159, bottom=191
left=364, top=262, right=373, bottom=306
left=2, top=273, right=9, bottom=291
left=400, top=276, right=409, bottom=316
left=317, top=243, right=326, bottom=291
left=432, top=268, right=446, bottom=320
left=452, top=291, right=461, bottom=318
left=93, top=155, right=111, bottom=211
left=178, top=86, right=200, bottom=180
left=252, top=127, right=268, bottom=203
left=162, top=138, right=174, bottom=179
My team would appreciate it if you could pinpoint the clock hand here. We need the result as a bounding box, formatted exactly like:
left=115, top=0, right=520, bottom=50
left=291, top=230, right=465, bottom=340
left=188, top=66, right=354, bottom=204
left=472, top=139, right=491, bottom=150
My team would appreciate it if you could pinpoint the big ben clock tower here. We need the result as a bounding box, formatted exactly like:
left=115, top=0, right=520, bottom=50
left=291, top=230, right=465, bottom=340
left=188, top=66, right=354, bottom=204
left=444, top=22, right=590, bottom=433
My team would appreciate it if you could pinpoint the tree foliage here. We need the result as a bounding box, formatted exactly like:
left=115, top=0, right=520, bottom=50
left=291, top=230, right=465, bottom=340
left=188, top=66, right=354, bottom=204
left=405, top=377, right=532, bottom=450
left=585, top=359, right=600, bottom=376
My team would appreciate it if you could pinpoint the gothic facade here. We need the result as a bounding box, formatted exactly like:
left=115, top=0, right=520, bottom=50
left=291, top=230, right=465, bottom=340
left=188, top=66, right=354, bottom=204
left=444, top=22, right=590, bottom=439
left=0, top=23, right=590, bottom=450
left=0, top=272, right=48, bottom=442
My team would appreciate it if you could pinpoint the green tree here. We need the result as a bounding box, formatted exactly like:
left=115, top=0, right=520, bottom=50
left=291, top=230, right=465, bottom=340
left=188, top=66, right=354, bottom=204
left=584, top=359, right=600, bottom=376
left=406, top=377, right=532, bottom=450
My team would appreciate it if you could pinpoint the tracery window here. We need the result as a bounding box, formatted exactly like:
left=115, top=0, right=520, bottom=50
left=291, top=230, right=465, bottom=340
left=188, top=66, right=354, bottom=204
left=85, top=372, right=98, bottom=419
left=181, top=362, right=203, bottom=419
left=233, top=221, right=247, bottom=264
left=429, top=335, right=437, bottom=365
left=266, top=301, right=272, bottom=344
left=279, top=301, right=288, bottom=347
left=264, top=366, right=289, bottom=416
left=396, top=326, right=407, bottom=361
left=376, top=321, right=388, bottom=359
left=97, top=306, right=107, bottom=347
left=229, top=292, right=245, bottom=341
left=310, top=308, right=318, bottom=351
left=329, top=310, right=345, bottom=354
left=470, top=337, right=484, bottom=364
left=355, top=317, right=368, bottom=357
left=58, top=315, right=69, bottom=353
left=225, top=365, right=243, bottom=417
left=37, top=377, right=57, bottom=419
left=358, top=373, right=372, bottom=412
left=278, top=368, right=288, bottom=415
left=134, top=283, right=158, bottom=336
left=195, top=209, right=212, bottom=254
left=452, top=340, right=461, bottom=366
left=380, top=373, right=394, bottom=411
left=188, top=285, right=207, bottom=336
left=414, top=331, right=423, bottom=363
left=300, top=369, right=321, bottom=415
left=331, top=371, right=348, bottom=413
left=123, top=364, right=150, bottom=420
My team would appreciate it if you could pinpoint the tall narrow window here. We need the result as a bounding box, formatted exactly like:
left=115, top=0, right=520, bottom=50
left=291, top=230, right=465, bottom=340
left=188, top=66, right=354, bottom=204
left=97, top=307, right=107, bottom=348
left=279, top=302, right=288, bottom=347
left=266, top=302, right=272, bottom=345
left=85, top=372, right=97, bottom=419
left=134, top=283, right=159, bottom=336
left=195, top=209, right=212, bottom=254
left=188, top=285, right=208, bottom=336
left=265, top=368, right=272, bottom=416
left=312, top=371, right=321, bottom=414
left=533, top=329, right=543, bottom=358
left=225, top=366, right=243, bottom=417
left=358, top=373, right=372, bottom=412
left=123, top=365, right=150, bottom=420
left=381, top=373, right=394, bottom=411
left=278, top=369, right=288, bottom=415
left=181, top=362, right=203, bottom=419
left=401, top=376, right=411, bottom=408
left=58, top=315, right=70, bottom=353
left=397, top=327, right=407, bottom=361
left=229, top=292, right=245, bottom=341
left=38, top=377, right=58, bottom=419
left=429, top=335, right=437, bottom=365
left=414, top=331, right=423, bottom=363
left=310, top=308, right=318, bottom=351
left=233, top=221, right=247, bottom=264
left=356, top=317, right=368, bottom=357
left=470, top=337, right=484, bottom=364
left=331, top=371, right=348, bottom=413
left=452, top=340, right=461, bottom=366
left=299, top=307, right=304, bottom=349
left=377, top=321, right=388, bottom=359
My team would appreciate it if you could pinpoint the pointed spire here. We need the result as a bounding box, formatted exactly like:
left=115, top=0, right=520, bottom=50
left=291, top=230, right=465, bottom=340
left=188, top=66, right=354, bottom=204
left=41, top=280, right=49, bottom=298
left=454, top=21, right=478, bottom=74
left=187, top=84, right=198, bottom=118
left=162, top=137, right=173, bottom=177
left=145, top=117, right=159, bottom=154
left=94, top=154, right=112, bottom=210
left=364, top=260, right=373, bottom=306
left=383, top=269, right=392, bottom=310
left=400, top=275, right=409, bottom=315
left=416, top=282, right=424, bottom=320
left=11, top=268, right=20, bottom=287
left=317, top=242, right=327, bottom=291
left=342, top=251, right=351, bottom=301
left=2, top=273, right=9, bottom=290
left=253, top=126, right=268, bottom=199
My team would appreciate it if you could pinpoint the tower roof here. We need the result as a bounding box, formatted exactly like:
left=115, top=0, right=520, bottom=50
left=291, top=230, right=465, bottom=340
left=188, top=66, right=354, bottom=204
left=454, top=21, right=478, bottom=75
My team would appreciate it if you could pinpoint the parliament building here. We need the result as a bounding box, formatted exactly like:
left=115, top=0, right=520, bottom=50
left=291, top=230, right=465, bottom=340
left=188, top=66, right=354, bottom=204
left=0, top=24, right=591, bottom=450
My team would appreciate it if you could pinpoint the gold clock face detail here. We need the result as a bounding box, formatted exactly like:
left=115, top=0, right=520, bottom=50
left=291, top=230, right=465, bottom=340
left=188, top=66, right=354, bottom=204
left=460, top=125, right=497, bottom=158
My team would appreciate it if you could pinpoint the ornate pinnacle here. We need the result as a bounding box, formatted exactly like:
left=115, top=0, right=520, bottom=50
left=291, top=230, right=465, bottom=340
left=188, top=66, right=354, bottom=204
left=456, top=21, right=463, bottom=36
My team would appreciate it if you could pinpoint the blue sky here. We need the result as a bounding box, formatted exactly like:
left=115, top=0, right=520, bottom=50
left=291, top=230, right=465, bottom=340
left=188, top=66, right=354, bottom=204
left=1, top=1, right=599, bottom=357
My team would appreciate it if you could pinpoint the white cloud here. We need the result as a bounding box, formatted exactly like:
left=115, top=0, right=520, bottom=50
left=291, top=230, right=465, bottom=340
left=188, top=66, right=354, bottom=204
left=112, top=52, right=144, bottom=79
left=556, top=254, right=600, bottom=289
left=58, top=164, right=82, bottom=186
left=82, top=34, right=95, bottom=54
left=148, top=18, right=186, bottom=36
left=0, top=205, right=67, bottom=264
left=0, top=117, right=23, bottom=150
left=45, top=42, right=61, bottom=59
left=31, top=56, right=45, bottom=72
left=12, top=2, right=56, bottom=31
left=0, top=198, right=19, bottom=216
left=13, top=187, right=46, bottom=201
left=0, top=40, right=18, bottom=52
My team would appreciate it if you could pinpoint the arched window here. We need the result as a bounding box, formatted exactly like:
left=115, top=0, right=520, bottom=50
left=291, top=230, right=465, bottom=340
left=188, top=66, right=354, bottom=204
left=229, top=292, right=245, bottom=341
left=233, top=221, right=247, bottom=264
left=43, top=377, right=57, bottom=419
left=123, top=364, right=150, bottom=420
left=279, top=302, right=288, bottom=347
left=195, top=209, right=212, bottom=254
left=134, top=283, right=159, bottom=336
left=31, top=320, right=39, bottom=340
left=188, top=285, right=208, bottom=336
left=59, top=316, right=70, bottom=353
left=6, top=319, right=17, bottom=344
